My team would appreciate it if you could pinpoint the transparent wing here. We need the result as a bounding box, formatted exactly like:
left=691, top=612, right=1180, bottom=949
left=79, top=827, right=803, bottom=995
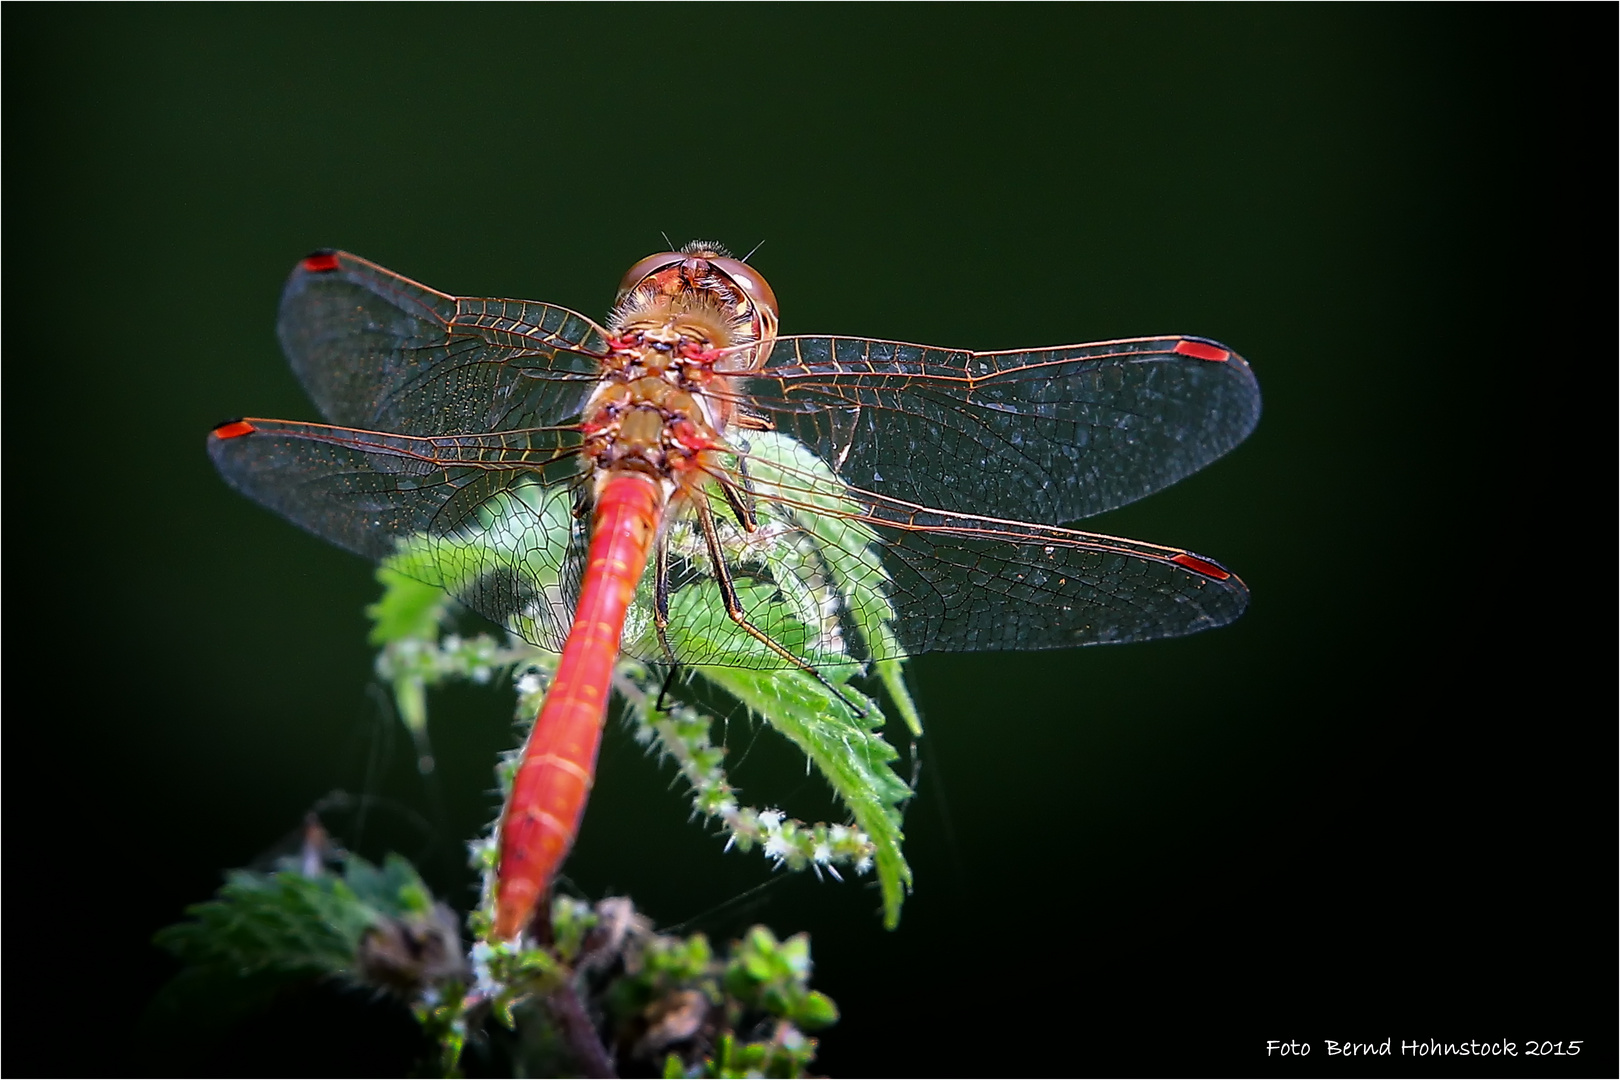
left=209, top=417, right=588, bottom=651
left=734, top=334, right=1260, bottom=525
left=277, top=250, right=610, bottom=435
left=211, top=418, right=1245, bottom=670
left=633, top=430, right=1249, bottom=670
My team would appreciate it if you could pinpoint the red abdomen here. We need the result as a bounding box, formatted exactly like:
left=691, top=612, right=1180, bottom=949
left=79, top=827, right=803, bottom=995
left=493, top=470, right=663, bottom=940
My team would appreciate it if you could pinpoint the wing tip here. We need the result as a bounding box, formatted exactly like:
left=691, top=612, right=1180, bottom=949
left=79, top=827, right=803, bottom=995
left=299, top=250, right=343, bottom=274
left=1170, top=550, right=1232, bottom=581
left=1173, top=337, right=1233, bottom=363
left=210, top=419, right=257, bottom=440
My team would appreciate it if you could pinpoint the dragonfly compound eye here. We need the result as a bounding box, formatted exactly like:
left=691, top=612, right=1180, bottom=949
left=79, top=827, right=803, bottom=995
left=616, top=251, right=684, bottom=302
left=709, top=257, right=780, bottom=324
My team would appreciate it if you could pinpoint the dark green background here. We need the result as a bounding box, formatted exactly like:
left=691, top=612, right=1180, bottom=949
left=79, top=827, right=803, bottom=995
left=6, top=6, right=1610, bottom=1076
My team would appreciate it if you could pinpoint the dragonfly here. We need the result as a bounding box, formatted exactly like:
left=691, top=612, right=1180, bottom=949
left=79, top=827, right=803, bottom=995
left=209, top=244, right=1260, bottom=940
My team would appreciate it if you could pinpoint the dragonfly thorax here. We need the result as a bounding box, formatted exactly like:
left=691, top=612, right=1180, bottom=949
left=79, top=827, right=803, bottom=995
left=603, top=323, right=727, bottom=389
left=588, top=286, right=743, bottom=492
left=579, top=375, right=732, bottom=500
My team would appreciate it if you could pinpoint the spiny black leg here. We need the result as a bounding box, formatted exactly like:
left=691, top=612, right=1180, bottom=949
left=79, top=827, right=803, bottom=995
left=729, top=443, right=760, bottom=530
left=653, top=534, right=680, bottom=668
left=568, top=477, right=592, bottom=522
left=718, top=473, right=756, bottom=532
left=654, top=666, right=682, bottom=714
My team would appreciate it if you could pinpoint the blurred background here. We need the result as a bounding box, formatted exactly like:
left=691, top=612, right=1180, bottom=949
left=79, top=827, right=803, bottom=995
left=6, top=6, right=1609, bottom=1076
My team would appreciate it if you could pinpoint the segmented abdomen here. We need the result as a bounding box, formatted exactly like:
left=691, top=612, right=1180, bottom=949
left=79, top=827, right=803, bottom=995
left=493, top=469, right=663, bottom=940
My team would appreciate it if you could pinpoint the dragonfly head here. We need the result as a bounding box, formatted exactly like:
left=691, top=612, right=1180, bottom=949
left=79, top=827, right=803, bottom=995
left=611, top=241, right=778, bottom=370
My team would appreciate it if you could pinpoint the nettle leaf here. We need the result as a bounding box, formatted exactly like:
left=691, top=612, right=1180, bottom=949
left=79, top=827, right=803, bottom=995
left=153, top=853, right=470, bottom=1012
left=741, top=432, right=922, bottom=737
left=154, top=869, right=376, bottom=979
left=344, top=853, right=436, bottom=919
left=365, top=567, right=448, bottom=646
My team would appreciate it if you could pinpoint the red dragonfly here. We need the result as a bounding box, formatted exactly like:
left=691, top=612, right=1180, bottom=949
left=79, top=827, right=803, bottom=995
left=210, top=245, right=1260, bottom=940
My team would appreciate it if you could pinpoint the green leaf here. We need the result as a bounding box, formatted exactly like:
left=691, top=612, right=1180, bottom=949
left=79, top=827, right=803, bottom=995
left=343, top=853, right=435, bottom=918
left=366, top=566, right=449, bottom=646
left=874, top=658, right=923, bottom=738
left=153, top=869, right=377, bottom=979
left=795, top=990, right=839, bottom=1031
left=741, top=432, right=922, bottom=735
left=152, top=853, right=446, bottom=993
left=722, top=927, right=837, bottom=1047
left=550, top=895, right=598, bottom=963
left=384, top=479, right=578, bottom=648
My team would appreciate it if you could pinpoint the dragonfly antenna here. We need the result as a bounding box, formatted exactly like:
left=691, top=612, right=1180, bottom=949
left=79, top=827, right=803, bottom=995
left=741, top=238, right=766, bottom=263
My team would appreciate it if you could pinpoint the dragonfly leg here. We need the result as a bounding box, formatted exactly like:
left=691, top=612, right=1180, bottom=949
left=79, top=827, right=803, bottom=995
left=732, top=445, right=763, bottom=528
left=653, top=534, right=680, bottom=669
left=716, top=470, right=756, bottom=533
left=651, top=536, right=683, bottom=713
left=653, top=667, right=683, bottom=714
left=693, top=500, right=866, bottom=718
left=568, top=478, right=592, bottom=522
left=732, top=409, right=774, bottom=432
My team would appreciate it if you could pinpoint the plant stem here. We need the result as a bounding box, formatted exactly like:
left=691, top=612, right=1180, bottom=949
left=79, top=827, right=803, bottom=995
left=547, top=978, right=617, bottom=1078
